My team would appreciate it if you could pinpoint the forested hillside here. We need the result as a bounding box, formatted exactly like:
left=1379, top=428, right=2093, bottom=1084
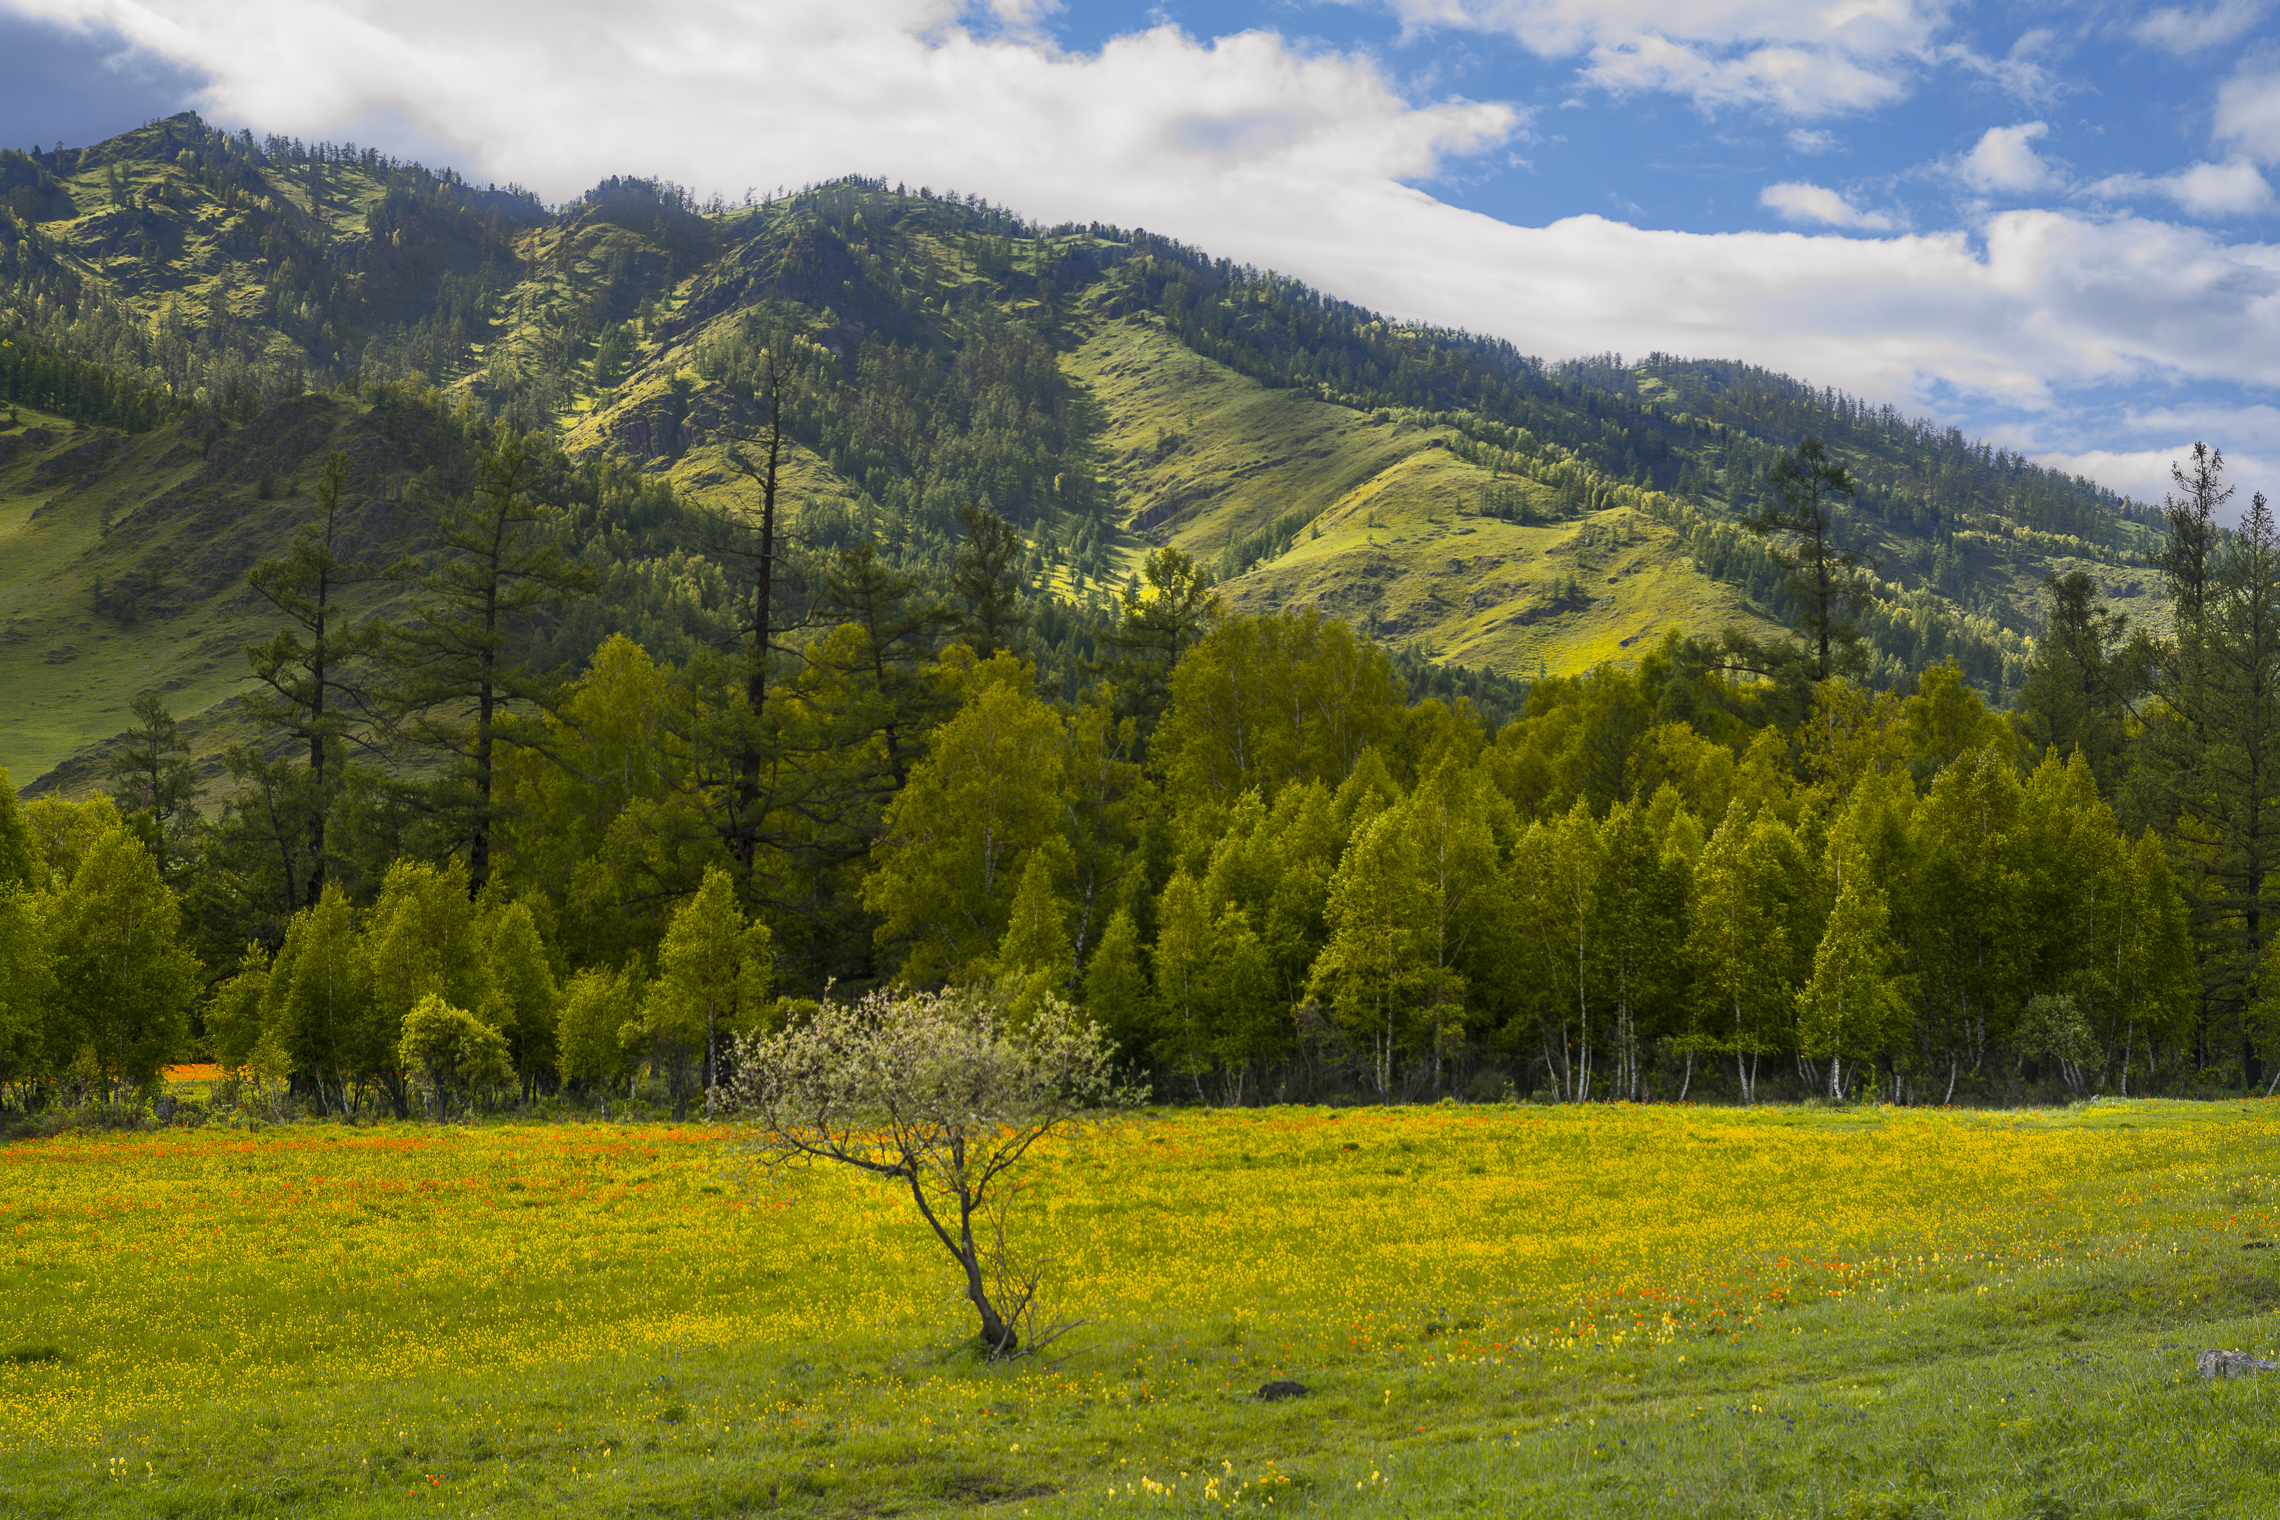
left=1, top=117, right=2145, bottom=783
left=12, top=112, right=2259, bottom=1120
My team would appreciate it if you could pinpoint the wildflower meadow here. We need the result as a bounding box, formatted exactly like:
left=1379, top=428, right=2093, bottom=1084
left=6, top=1100, right=2280, bottom=1516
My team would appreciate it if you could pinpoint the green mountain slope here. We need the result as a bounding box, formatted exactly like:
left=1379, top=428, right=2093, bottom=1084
left=0, top=119, right=2164, bottom=790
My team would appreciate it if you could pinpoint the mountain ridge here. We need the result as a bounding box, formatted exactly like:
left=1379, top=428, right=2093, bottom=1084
left=0, top=115, right=2166, bottom=790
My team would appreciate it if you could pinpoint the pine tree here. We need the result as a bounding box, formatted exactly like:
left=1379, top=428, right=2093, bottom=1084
left=1092, top=547, right=1219, bottom=734
left=2012, top=570, right=2147, bottom=786
left=821, top=538, right=953, bottom=791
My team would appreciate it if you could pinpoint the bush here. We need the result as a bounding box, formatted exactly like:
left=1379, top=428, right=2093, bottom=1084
left=397, top=994, right=513, bottom=1121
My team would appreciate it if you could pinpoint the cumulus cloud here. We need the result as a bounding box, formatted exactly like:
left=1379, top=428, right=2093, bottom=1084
left=2088, top=159, right=2274, bottom=216
left=6, top=0, right=1518, bottom=211
left=1957, top=121, right=2058, bottom=194
left=1786, top=127, right=1839, bottom=153
left=2133, top=1, right=2265, bottom=54
left=1759, top=180, right=1893, bottom=229
left=2215, top=64, right=2280, bottom=161
left=1383, top=0, right=1946, bottom=117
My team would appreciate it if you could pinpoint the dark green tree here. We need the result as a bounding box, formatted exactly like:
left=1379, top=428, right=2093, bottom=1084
left=951, top=503, right=1027, bottom=659
left=822, top=537, right=952, bottom=791
left=389, top=433, right=597, bottom=894
left=101, top=693, right=204, bottom=881
left=1091, top=547, right=1219, bottom=735
left=710, top=361, right=797, bottom=891
left=2013, top=570, right=2149, bottom=786
left=1745, top=437, right=1868, bottom=681
left=2150, top=484, right=2280, bottom=1071
left=245, top=450, right=381, bottom=906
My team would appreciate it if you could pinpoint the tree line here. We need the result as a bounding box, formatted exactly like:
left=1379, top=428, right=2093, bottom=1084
left=3, top=430, right=2272, bottom=1118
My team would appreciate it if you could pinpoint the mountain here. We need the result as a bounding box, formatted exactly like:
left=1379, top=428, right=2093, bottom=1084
left=0, top=115, right=2158, bottom=789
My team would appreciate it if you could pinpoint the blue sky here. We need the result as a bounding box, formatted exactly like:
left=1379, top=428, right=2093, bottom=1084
left=5, top=0, right=2280, bottom=505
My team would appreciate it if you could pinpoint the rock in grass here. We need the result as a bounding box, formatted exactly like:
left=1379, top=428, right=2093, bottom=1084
left=1256, top=1380, right=1309, bottom=1401
left=2196, top=1349, right=2279, bottom=1378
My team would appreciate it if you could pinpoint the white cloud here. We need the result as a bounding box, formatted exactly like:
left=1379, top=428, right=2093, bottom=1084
left=1957, top=121, right=2057, bottom=194
left=5, top=1, right=1518, bottom=208
left=2133, top=1, right=2265, bottom=54
left=1943, top=29, right=2063, bottom=104
left=1382, top=0, right=1947, bottom=118
left=2031, top=444, right=2280, bottom=513
left=1786, top=127, right=1839, bottom=153
left=2215, top=65, right=2280, bottom=162
left=1584, top=35, right=1911, bottom=117
left=1759, top=180, right=1893, bottom=229
left=2088, top=159, right=2274, bottom=216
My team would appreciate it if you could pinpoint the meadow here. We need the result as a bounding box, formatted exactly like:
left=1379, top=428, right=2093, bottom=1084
left=4, top=1101, right=2279, bottom=1518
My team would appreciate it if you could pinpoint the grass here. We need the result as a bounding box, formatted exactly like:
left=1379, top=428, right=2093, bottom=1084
left=0, top=403, right=241, bottom=784
left=4, top=1100, right=2280, bottom=1517
left=0, top=398, right=399, bottom=790
left=1065, top=313, right=1784, bottom=678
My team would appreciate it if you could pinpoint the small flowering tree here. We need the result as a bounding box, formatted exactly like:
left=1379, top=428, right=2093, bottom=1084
left=724, top=985, right=1137, bottom=1358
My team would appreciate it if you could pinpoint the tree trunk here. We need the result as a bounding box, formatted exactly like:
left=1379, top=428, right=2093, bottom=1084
left=307, top=576, right=327, bottom=908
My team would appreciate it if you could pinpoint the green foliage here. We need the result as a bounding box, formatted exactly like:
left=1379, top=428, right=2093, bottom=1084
left=556, top=962, right=643, bottom=1090
left=631, top=865, right=772, bottom=1116
left=10, top=127, right=2280, bottom=1113
left=386, top=431, right=600, bottom=888
left=42, top=806, right=199, bottom=1101
left=99, top=693, right=203, bottom=881
left=1155, top=610, right=1403, bottom=807
left=0, top=769, right=41, bottom=893
left=478, top=896, right=558, bottom=1093
left=864, top=663, right=1066, bottom=983
left=397, top=992, right=513, bottom=1119
left=264, top=882, right=377, bottom=1116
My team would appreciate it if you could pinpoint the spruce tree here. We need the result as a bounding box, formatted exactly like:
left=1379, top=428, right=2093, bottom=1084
left=2013, top=570, right=2148, bottom=787
left=2168, top=487, right=2280, bottom=1069
left=1092, top=547, right=1218, bottom=735
left=952, top=503, right=1028, bottom=659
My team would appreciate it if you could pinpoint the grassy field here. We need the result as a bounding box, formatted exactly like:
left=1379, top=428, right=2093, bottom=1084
left=5, top=1101, right=2280, bottom=1518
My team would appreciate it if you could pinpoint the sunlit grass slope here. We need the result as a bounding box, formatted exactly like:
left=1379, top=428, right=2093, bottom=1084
left=1067, top=314, right=1784, bottom=677
left=0, top=397, right=409, bottom=787
left=5, top=1101, right=2279, bottom=1517
left=0, top=405, right=265, bottom=785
